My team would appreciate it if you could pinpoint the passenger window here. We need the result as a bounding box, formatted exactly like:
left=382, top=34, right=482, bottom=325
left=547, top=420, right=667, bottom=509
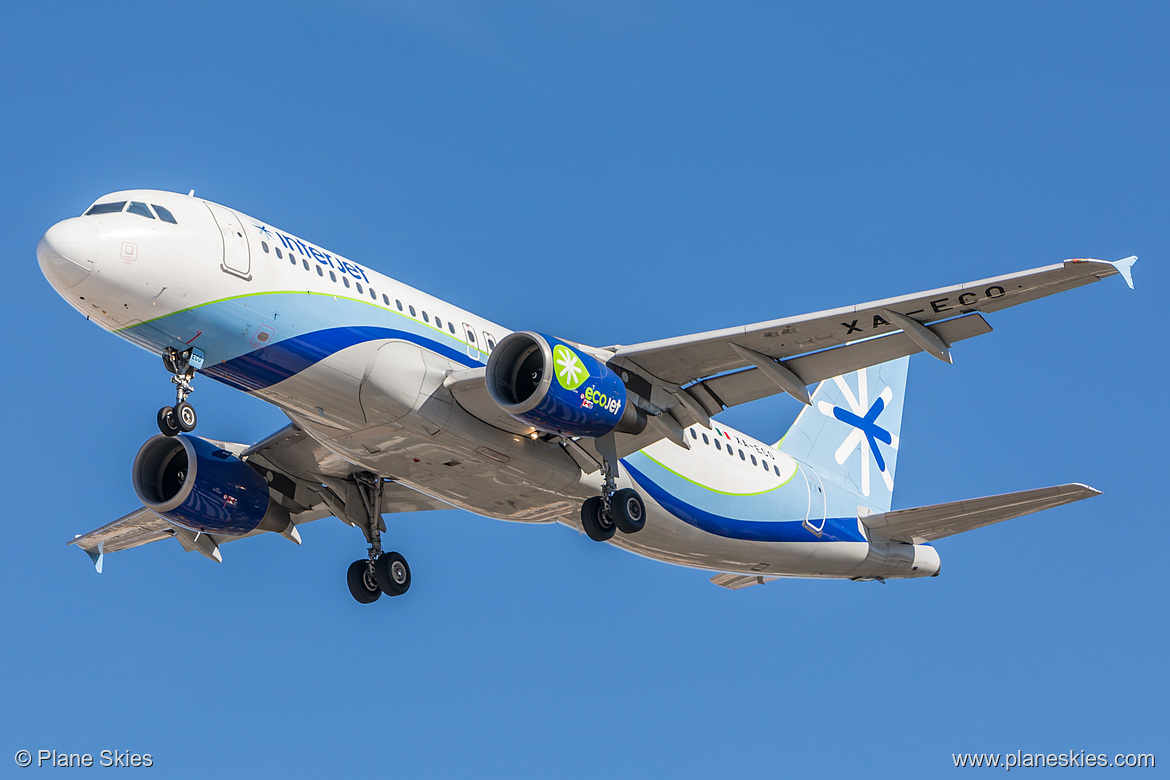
left=342, top=276, right=350, bottom=288
left=468, top=331, right=476, bottom=343
left=289, top=255, right=296, bottom=265
left=750, top=454, right=757, bottom=466
left=739, top=449, right=745, bottom=460
left=127, top=201, right=155, bottom=219
left=409, top=305, right=416, bottom=317
left=303, top=259, right=310, bottom=271
left=152, top=204, right=177, bottom=224
left=422, top=311, right=429, bottom=323
left=728, top=447, right=735, bottom=457
left=714, top=440, right=721, bottom=451
left=702, top=433, right=709, bottom=445
left=487, top=338, right=496, bottom=351
left=316, top=265, right=323, bottom=277
left=448, top=322, right=456, bottom=334
left=370, top=288, right=377, bottom=300
left=689, top=429, right=697, bottom=439
left=84, top=201, right=126, bottom=215
left=435, top=317, right=442, bottom=329
left=276, top=247, right=283, bottom=259
left=261, top=242, right=269, bottom=253
left=774, top=465, right=781, bottom=477
left=356, top=282, right=363, bottom=293
left=382, top=294, right=390, bottom=305
left=396, top=300, right=403, bottom=311
left=329, top=270, right=336, bottom=282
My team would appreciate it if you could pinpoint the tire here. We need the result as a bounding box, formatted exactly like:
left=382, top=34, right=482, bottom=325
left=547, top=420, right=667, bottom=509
left=375, top=551, right=411, bottom=596
left=580, top=496, right=616, bottom=542
left=347, top=559, right=382, bottom=604
left=157, top=406, right=181, bottom=437
left=174, top=401, right=197, bottom=432
left=612, top=488, right=646, bottom=535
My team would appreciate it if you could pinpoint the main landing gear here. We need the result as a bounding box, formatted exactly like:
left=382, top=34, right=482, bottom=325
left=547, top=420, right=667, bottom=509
left=345, top=472, right=412, bottom=604
left=157, top=347, right=198, bottom=437
left=580, top=442, right=646, bottom=542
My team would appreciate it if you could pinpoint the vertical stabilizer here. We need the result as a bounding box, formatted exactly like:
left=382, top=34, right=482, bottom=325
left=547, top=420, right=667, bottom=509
left=776, top=357, right=909, bottom=513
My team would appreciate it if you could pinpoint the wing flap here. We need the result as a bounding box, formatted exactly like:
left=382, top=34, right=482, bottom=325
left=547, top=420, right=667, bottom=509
left=710, top=573, right=778, bottom=590
left=862, top=483, right=1102, bottom=544
left=68, top=507, right=174, bottom=556
left=694, top=312, right=990, bottom=411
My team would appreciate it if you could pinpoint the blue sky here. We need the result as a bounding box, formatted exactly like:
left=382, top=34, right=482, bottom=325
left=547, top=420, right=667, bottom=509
left=2, top=2, right=1165, bottom=776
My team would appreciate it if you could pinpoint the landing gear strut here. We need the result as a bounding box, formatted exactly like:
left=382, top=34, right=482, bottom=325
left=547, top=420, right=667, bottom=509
left=157, top=347, right=198, bottom=437
left=580, top=435, right=646, bottom=542
left=345, top=472, right=412, bottom=604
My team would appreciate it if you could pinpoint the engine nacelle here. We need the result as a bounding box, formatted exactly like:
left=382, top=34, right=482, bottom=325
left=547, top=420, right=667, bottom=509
left=132, top=434, right=288, bottom=536
left=486, top=331, right=645, bottom=438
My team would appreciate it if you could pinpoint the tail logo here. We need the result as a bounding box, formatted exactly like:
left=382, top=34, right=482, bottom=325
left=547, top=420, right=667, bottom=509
left=816, top=370, right=900, bottom=496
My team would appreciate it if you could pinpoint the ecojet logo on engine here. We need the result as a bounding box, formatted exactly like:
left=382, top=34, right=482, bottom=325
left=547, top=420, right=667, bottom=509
left=553, top=344, right=588, bottom=391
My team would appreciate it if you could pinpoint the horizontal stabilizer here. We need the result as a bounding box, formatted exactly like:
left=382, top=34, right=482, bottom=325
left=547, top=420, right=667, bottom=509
left=861, top=483, right=1101, bottom=544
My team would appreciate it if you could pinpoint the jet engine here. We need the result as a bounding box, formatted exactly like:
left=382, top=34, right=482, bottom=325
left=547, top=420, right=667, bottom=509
left=486, top=331, right=645, bottom=438
left=132, top=434, right=289, bottom=536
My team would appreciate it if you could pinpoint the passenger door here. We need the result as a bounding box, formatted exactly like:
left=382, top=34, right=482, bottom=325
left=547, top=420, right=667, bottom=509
left=206, top=203, right=251, bottom=280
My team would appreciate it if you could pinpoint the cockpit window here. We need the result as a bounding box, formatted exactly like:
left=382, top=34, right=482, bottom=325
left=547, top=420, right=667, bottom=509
left=152, top=204, right=177, bottom=224
left=127, top=202, right=155, bottom=219
left=84, top=201, right=126, bottom=215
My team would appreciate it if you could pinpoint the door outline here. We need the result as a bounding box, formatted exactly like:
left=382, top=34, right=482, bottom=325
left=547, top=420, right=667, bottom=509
left=463, top=323, right=484, bottom=361
left=800, top=463, right=828, bottom=535
left=206, top=203, right=252, bottom=280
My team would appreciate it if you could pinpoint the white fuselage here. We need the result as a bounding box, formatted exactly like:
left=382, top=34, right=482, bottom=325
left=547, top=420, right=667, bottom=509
left=38, top=189, right=940, bottom=581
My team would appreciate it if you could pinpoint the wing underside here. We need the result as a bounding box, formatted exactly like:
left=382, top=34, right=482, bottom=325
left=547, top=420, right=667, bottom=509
left=69, top=423, right=452, bottom=569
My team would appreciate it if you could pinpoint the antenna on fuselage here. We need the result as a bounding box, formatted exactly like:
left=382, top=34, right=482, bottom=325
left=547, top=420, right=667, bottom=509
left=188, top=189, right=195, bottom=197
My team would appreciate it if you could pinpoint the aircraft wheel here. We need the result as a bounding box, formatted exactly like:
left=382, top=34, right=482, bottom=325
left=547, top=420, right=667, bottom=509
left=581, top=496, right=616, bottom=542
left=157, top=406, right=181, bottom=437
left=375, top=552, right=411, bottom=596
left=347, top=559, right=382, bottom=604
left=612, top=488, right=646, bottom=535
left=174, top=401, right=197, bottom=432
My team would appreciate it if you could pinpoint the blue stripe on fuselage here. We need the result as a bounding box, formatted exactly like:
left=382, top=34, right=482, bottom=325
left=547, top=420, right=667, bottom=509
left=120, top=291, right=486, bottom=392
left=623, top=460, right=867, bottom=543
left=201, top=326, right=479, bottom=391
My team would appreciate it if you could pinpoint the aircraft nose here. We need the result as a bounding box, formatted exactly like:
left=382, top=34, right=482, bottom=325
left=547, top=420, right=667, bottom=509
left=38, top=217, right=98, bottom=291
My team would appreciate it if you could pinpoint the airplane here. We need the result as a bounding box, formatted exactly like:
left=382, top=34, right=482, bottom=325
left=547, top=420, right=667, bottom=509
left=37, top=189, right=1137, bottom=602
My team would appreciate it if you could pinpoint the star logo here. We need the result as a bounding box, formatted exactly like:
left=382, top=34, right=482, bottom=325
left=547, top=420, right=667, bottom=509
left=254, top=223, right=272, bottom=237
left=817, top=369, right=899, bottom=496
left=553, top=344, right=587, bottom=390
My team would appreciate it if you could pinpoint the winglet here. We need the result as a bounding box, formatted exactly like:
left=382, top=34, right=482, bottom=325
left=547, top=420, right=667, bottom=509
left=83, top=541, right=105, bottom=574
left=1112, top=256, right=1137, bottom=289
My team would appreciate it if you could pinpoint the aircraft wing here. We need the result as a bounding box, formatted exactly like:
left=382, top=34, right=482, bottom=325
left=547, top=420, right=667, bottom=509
left=860, top=483, right=1102, bottom=544
left=446, top=258, right=1135, bottom=469
left=68, top=423, right=451, bottom=570
left=609, top=258, right=1135, bottom=390
left=607, top=258, right=1137, bottom=429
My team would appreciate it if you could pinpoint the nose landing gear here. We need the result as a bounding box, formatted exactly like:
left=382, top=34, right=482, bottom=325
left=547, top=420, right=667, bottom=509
left=157, top=347, right=198, bottom=437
